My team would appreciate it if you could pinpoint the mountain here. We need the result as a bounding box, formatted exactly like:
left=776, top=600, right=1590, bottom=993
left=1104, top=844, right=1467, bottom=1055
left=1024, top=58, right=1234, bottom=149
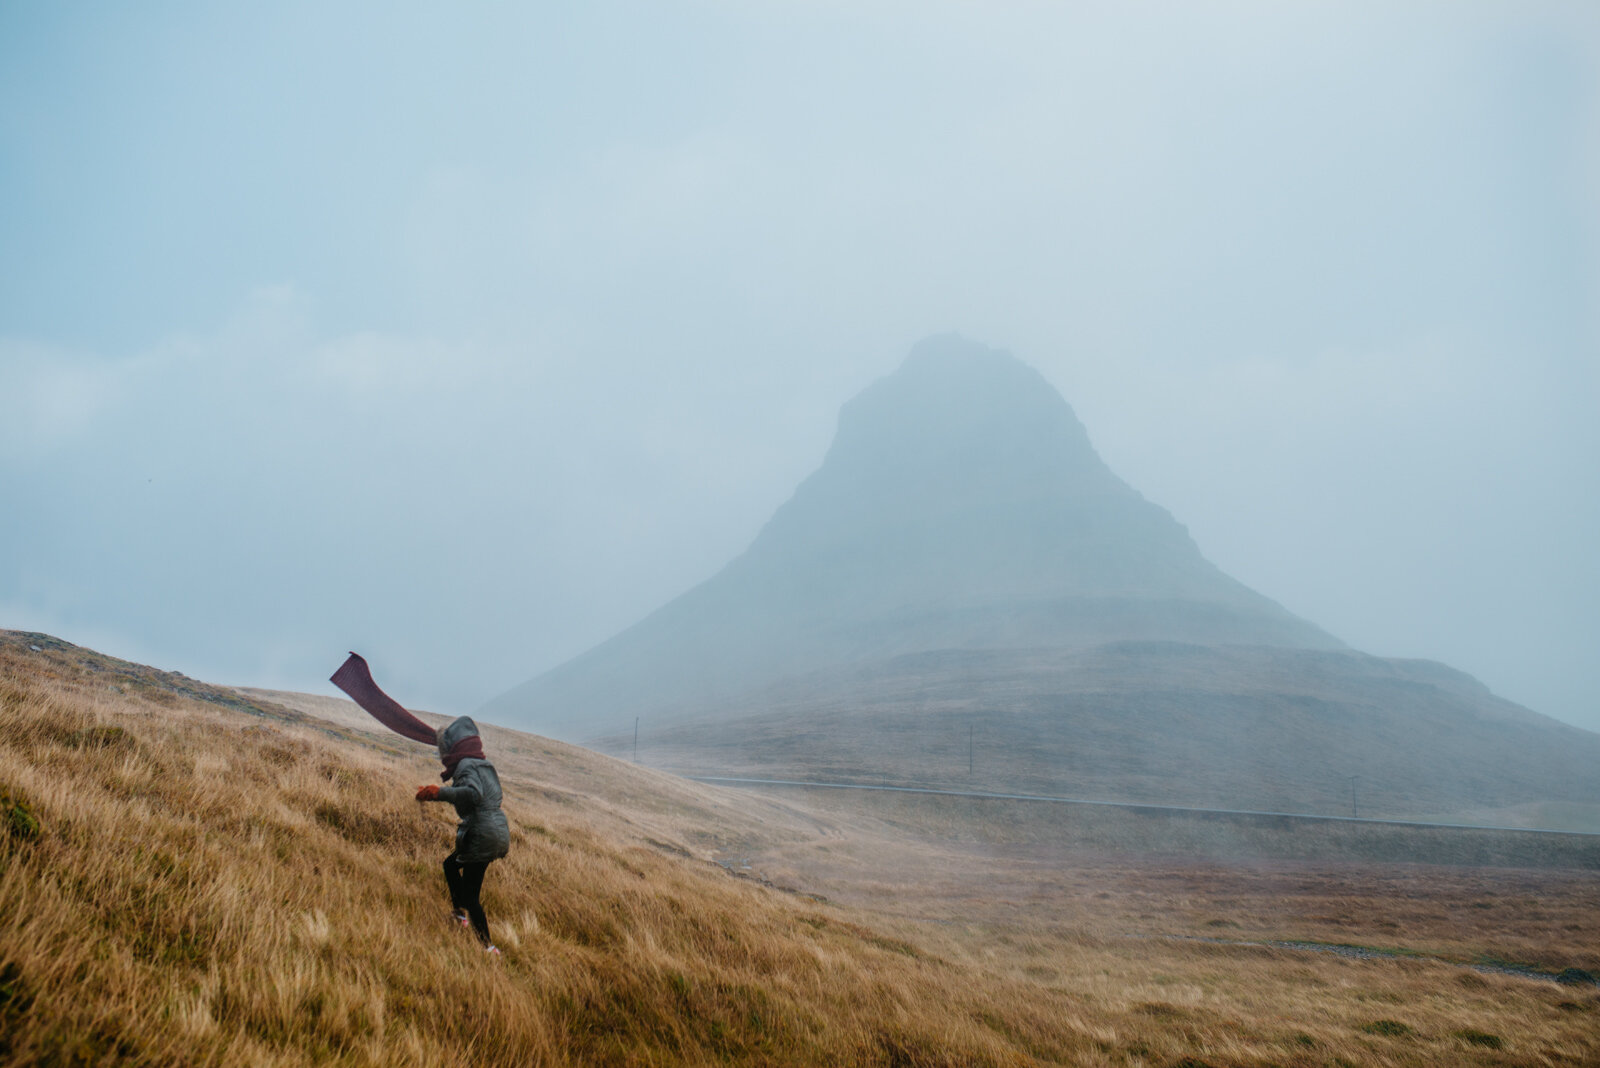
left=482, top=336, right=1600, bottom=826
left=484, top=335, right=1338, bottom=737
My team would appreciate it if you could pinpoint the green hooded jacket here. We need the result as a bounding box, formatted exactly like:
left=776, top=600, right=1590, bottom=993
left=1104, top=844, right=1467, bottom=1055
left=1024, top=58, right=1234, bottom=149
left=435, top=716, right=511, bottom=863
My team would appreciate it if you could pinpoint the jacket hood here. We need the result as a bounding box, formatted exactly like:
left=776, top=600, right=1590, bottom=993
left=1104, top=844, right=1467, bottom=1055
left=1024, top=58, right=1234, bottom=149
left=437, top=715, right=481, bottom=759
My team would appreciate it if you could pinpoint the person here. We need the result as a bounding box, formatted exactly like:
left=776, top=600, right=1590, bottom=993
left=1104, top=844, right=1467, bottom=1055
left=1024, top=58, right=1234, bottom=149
left=416, top=715, right=511, bottom=953
left=328, top=653, right=512, bottom=956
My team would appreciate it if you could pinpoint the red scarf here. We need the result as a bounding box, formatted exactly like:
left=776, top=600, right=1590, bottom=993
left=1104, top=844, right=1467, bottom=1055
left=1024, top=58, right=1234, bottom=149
left=439, top=734, right=485, bottom=781
left=330, top=652, right=438, bottom=746
left=331, top=652, right=488, bottom=781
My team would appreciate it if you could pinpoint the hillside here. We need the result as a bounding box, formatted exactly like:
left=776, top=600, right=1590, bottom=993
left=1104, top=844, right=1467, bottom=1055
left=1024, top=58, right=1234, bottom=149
left=620, top=642, right=1600, bottom=828
left=0, top=631, right=1094, bottom=1066
left=2, top=630, right=1598, bottom=1067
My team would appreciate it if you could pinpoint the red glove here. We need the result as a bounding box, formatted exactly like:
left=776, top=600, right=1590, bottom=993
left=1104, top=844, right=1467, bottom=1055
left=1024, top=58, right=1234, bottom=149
left=415, top=784, right=440, bottom=801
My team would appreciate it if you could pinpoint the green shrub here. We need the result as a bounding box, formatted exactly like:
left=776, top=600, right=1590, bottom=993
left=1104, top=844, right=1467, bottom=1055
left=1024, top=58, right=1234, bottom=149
left=0, top=785, right=39, bottom=843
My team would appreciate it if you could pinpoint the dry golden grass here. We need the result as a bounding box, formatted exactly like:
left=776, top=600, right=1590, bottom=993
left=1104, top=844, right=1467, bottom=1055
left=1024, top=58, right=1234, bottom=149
left=1, top=632, right=1597, bottom=1067
left=0, top=639, right=1083, bottom=1066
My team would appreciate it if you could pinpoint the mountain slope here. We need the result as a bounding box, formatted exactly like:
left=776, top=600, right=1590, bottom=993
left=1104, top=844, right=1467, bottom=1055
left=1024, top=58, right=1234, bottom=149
left=628, top=641, right=1600, bottom=825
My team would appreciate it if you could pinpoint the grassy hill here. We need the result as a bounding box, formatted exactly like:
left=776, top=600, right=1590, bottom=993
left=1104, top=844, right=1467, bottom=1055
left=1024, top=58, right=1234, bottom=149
left=3, top=630, right=1598, bottom=1067
left=0, top=631, right=1098, bottom=1066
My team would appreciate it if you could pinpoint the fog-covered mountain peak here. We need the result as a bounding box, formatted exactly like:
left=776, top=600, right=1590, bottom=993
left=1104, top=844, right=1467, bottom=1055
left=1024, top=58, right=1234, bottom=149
left=484, top=337, right=1340, bottom=739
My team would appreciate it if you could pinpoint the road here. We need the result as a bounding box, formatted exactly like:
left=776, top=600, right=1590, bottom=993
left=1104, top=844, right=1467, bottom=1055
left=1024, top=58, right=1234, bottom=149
left=683, top=775, right=1600, bottom=836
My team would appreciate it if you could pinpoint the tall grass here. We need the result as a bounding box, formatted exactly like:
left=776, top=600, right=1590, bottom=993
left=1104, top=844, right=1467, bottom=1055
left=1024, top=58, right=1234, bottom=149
left=0, top=643, right=1107, bottom=1066
left=2, top=635, right=1596, bottom=1067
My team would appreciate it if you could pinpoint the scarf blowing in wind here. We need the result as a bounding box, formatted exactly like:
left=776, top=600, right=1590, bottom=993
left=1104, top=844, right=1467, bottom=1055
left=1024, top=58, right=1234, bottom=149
left=329, top=652, right=482, bottom=778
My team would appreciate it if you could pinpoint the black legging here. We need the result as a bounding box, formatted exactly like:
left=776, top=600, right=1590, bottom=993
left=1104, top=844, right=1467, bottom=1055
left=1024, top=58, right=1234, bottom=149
left=443, top=854, right=493, bottom=945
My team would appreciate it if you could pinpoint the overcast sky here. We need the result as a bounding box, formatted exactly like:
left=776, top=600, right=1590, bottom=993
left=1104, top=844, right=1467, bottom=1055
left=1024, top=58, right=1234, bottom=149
left=3, top=1, right=1597, bottom=732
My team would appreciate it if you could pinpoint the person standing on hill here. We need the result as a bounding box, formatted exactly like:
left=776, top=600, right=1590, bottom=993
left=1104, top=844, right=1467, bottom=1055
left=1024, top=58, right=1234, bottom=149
left=415, top=714, right=511, bottom=951
left=330, top=653, right=511, bottom=955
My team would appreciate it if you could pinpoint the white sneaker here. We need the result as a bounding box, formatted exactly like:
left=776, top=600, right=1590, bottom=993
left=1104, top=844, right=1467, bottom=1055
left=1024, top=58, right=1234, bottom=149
left=485, top=944, right=501, bottom=956
left=450, top=910, right=470, bottom=929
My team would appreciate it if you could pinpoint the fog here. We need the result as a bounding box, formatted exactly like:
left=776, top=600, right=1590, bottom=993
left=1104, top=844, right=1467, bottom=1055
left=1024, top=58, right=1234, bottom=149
left=2, top=2, right=1596, bottom=732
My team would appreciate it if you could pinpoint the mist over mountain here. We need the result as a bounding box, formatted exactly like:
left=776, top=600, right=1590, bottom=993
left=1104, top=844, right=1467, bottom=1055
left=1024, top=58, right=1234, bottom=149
left=484, top=336, right=1339, bottom=737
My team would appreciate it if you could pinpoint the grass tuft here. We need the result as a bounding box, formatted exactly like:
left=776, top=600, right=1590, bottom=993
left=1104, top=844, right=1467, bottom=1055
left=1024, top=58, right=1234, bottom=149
left=1452, top=1027, right=1503, bottom=1049
left=1360, top=1018, right=1414, bottom=1037
left=0, top=783, right=39, bottom=843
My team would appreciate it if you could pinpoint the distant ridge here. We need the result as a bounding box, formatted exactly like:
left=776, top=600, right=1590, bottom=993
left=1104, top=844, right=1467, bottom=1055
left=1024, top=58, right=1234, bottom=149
left=483, top=335, right=1338, bottom=739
